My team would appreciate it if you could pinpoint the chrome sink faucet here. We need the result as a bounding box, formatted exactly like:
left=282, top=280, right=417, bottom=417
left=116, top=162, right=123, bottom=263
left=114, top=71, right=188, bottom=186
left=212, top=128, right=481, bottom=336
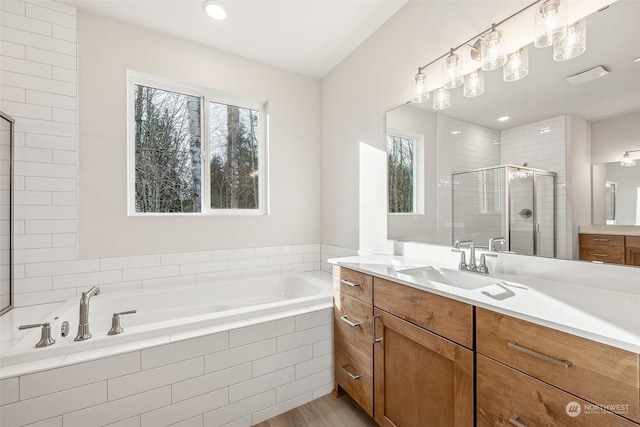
left=455, top=240, right=477, bottom=272
left=74, top=286, right=101, bottom=341
left=489, top=237, right=507, bottom=252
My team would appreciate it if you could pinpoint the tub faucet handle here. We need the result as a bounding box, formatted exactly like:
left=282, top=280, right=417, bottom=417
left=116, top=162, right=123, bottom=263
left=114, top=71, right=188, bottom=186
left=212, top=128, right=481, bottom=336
left=108, top=310, right=137, bottom=336
left=19, top=322, right=56, bottom=348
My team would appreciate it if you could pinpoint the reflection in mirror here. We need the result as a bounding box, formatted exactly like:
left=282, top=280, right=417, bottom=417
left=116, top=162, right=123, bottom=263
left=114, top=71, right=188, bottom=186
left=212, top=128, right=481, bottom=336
left=386, top=1, right=640, bottom=263
left=0, top=111, right=13, bottom=316
left=592, top=161, right=640, bottom=226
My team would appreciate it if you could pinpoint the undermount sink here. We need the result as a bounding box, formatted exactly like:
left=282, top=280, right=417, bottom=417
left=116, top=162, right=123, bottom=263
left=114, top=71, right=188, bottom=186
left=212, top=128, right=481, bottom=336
left=395, top=266, right=499, bottom=290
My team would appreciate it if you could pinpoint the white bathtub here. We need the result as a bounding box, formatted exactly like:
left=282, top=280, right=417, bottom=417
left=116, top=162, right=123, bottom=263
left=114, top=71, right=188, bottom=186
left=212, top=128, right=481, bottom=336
left=1, top=272, right=332, bottom=369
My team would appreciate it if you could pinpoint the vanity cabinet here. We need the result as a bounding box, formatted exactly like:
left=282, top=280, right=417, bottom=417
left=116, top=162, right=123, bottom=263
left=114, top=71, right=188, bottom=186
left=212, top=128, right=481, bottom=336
left=373, top=276, right=474, bottom=426
left=333, top=266, right=374, bottom=416
left=579, top=233, right=625, bottom=264
left=476, top=308, right=640, bottom=424
left=626, top=237, right=640, bottom=266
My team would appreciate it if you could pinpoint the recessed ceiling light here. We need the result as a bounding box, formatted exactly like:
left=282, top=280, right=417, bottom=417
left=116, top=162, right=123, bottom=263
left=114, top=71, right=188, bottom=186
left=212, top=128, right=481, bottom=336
left=633, top=57, right=640, bottom=63
left=497, top=116, right=510, bottom=122
left=450, top=130, right=462, bottom=135
left=203, top=0, right=227, bottom=20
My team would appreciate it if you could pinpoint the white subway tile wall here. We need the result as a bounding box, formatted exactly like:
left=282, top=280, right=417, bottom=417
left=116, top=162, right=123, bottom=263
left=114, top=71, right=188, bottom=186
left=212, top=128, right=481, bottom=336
left=0, top=308, right=334, bottom=427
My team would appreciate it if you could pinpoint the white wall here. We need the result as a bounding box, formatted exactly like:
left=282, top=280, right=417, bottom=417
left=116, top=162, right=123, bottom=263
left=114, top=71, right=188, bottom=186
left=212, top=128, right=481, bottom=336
left=591, top=110, right=640, bottom=164
left=78, top=12, right=321, bottom=258
left=320, top=0, right=532, bottom=252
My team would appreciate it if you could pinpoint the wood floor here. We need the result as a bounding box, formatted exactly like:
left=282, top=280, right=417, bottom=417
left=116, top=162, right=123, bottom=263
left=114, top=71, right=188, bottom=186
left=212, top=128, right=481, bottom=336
left=254, top=393, right=378, bottom=427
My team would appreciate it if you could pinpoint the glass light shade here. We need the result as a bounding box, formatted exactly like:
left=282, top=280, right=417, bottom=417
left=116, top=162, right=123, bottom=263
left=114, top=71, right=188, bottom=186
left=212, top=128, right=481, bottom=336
left=553, top=19, right=586, bottom=61
left=442, top=50, right=463, bottom=89
left=433, top=87, right=451, bottom=110
left=621, top=152, right=636, bottom=167
left=481, top=26, right=507, bottom=71
left=464, top=69, right=485, bottom=97
left=534, top=0, right=567, bottom=48
left=410, top=72, right=429, bottom=103
left=503, top=48, right=529, bottom=82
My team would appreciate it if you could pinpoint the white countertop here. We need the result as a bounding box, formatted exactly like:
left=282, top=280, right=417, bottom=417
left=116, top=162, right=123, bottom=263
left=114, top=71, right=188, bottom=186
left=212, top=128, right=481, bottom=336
left=579, top=225, right=640, bottom=236
left=330, top=255, right=640, bottom=354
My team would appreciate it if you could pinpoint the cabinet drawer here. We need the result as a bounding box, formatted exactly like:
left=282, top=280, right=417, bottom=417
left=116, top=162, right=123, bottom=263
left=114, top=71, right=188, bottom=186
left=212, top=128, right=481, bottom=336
left=579, top=233, right=624, bottom=247
left=334, top=338, right=373, bottom=416
left=476, top=308, right=640, bottom=422
left=373, top=277, right=473, bottom=348
left=477, top=355, right=637, bottom=427
left=627, top=236, right=640, bottom=248
left=333, top=265, right=373, bottom=304
left=579, top=244, right=625, bottom=264
left=334, top=291, right=373, bottom=357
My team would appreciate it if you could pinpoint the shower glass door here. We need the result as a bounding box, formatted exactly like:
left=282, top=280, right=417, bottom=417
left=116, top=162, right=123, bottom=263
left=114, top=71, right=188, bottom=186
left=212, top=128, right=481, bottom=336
left=508, top=168, right=535, bottom=256
left=535, top=173, right=556, bottom=257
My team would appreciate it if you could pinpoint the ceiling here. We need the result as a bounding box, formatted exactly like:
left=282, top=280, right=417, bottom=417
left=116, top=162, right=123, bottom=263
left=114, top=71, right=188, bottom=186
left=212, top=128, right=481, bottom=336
left=62, top=0, right=408, bottom=78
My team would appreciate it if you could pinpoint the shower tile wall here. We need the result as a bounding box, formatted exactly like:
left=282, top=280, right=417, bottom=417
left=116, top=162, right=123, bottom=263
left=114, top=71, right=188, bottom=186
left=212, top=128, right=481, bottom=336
left=500, top=116, right=566, bottom=258
left=438, top=115, right=501, bottom=247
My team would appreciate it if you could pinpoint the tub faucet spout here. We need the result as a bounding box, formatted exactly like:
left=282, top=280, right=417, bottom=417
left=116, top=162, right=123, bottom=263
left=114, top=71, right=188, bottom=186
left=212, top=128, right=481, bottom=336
left=74, top=286, right=100, bottom=341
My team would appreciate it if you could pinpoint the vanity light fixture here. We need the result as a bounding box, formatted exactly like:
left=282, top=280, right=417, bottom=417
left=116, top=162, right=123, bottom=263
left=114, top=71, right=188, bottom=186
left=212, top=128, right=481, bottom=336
left=203, top=0, right=227, bottom=20
left=534, top=0, right=567, bottom=48
left=443, top=49, right=464, bottom=89
left=553, top=19, right=586, bottom=61
left=504, top=47, right=529, bottom=82
left=409, top=0, right=589, bottom=110
left=411, top=70, right=429, bottom=103
left=433, top=87, right=451, bottom=110
left=481, top=24, right=507, bottom=71
left=621, top=150, right=640, bottom=168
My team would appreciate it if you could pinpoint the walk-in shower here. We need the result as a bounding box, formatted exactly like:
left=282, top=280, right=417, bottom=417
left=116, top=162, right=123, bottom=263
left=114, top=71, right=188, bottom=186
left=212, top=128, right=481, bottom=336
left=452, top=165, right=557, bottom=257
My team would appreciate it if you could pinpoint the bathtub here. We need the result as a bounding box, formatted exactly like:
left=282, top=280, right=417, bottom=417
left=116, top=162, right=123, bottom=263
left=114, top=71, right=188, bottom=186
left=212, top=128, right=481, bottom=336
left=1, top=271, right=332, bottom=370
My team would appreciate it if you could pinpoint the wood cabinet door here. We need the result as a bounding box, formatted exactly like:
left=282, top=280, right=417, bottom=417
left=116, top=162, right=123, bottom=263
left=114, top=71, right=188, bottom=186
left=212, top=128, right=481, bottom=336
left=373, top=308, right=473, bottom=427
left=626, top=246, right=640, bottom=266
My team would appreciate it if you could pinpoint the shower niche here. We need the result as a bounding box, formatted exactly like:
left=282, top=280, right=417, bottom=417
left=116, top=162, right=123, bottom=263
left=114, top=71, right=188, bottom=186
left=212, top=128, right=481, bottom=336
left=0, top=111, right=13, bottom=315
left=452, top=165, right=556, bottom=257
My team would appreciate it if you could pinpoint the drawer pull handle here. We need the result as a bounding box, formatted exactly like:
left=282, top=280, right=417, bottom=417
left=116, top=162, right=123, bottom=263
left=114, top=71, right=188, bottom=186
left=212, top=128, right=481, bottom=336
left=508, top=341, right=573, bottom=368
left=340, top=365, right=360, bottom=380
left=509, top=414, right=528, bottom=427
left=373, top=314, right=383, bottom=343
left=593, top=238, right=609, bottom=242
left=592, top=253, right=609, bottom=257
left=340, top=315, right=361, bottom=327
left=340, top=279, right=361, bottom=288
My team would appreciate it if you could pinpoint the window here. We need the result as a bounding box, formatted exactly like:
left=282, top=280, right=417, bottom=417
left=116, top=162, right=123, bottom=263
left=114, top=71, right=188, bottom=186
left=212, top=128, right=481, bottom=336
left=387, top=134, right=416, bottom=213
left=128, top=72, right=267, bottom=215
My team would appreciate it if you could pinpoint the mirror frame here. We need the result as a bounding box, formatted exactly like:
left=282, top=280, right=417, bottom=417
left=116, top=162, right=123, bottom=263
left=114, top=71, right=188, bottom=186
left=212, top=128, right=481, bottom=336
left=0, top=110, right=14, bottom=316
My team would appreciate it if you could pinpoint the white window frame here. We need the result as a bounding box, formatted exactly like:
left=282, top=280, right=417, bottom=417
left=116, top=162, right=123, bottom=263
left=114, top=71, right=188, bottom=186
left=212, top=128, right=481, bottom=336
left=127, top=70, right=269, bottom=216
left=386, top=129, right=425, bottom=215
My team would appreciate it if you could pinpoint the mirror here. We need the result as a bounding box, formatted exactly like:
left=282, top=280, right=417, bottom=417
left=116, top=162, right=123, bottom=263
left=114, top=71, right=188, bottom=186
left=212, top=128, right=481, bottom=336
left=386, top=0, right=640, bottom=262
left=0, top=111, right=13, bottom=315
